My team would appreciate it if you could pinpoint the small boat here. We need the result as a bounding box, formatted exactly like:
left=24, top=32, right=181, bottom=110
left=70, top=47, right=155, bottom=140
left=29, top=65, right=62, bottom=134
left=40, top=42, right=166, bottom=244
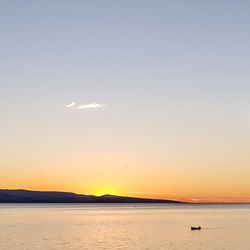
left=191, top=226, right=201, bottom=230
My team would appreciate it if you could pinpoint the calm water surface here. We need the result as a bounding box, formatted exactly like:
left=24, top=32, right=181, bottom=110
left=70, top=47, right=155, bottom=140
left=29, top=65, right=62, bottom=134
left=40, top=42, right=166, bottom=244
left=0, top=204, right=250, bottom=250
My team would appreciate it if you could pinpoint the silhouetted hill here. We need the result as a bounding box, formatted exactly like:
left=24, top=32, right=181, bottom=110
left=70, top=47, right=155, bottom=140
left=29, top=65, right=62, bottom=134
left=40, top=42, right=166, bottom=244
left=0, top=189, right=182, bottom=203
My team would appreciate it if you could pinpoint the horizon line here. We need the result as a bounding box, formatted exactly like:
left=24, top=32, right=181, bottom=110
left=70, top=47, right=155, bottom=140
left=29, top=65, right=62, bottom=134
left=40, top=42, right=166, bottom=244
left=1, top=188, right=250, bottom=204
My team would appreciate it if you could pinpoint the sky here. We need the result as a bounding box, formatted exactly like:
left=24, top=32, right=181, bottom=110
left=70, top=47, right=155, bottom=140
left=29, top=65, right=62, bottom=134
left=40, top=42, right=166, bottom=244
left=0, top=0, right=250, bottom=202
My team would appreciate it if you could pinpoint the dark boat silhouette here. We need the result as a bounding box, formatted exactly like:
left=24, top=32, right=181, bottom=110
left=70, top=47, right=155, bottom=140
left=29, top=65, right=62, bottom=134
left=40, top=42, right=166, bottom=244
left=191, top=226, right=201, bottom=230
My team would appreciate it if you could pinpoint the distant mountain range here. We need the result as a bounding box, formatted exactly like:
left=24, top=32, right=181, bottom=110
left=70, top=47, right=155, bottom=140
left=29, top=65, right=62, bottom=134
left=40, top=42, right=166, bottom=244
left=0, top=189, right=182, bottom=203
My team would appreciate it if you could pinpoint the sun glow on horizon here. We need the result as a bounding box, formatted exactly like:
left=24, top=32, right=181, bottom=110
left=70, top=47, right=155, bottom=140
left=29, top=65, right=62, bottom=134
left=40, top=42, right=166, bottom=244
left=94, top=187, right=119, bottom=196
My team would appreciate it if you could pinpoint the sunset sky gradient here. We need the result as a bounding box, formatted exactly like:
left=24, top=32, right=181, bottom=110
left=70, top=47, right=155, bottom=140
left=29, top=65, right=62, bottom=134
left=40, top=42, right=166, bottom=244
left=1, top=0, right=250, bottom=202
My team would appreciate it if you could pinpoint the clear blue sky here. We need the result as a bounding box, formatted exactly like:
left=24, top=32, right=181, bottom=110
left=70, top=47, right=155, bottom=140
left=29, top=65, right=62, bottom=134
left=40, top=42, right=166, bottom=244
left=0, top=0, right=249, bottom=201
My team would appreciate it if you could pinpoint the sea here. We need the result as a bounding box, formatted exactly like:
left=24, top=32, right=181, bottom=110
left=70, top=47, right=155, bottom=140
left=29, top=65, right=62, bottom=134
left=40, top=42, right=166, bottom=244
left=0, top=203, right=249, bottom=250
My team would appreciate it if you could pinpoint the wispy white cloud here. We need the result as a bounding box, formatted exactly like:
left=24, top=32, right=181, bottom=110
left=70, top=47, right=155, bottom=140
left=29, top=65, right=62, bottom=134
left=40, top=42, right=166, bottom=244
left=78, top=103, right=107, bottom=110
left=66, top=102, right=76, bottom=108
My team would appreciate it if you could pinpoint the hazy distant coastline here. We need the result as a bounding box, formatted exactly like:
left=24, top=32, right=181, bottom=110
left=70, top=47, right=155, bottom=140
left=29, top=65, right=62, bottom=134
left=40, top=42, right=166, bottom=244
left=0, top=189, right=183, bottom=203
